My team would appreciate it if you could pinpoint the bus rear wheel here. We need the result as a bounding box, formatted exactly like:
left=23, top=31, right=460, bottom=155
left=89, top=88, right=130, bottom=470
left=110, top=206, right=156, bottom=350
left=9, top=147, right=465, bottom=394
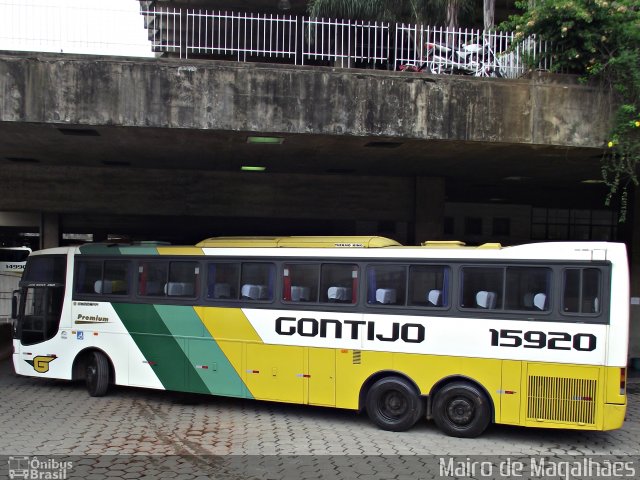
left=365, top=377, right=423, bottom=432
left=432, top=381, right=491, bottom=438
left=86, top=351, right=110, bottom=397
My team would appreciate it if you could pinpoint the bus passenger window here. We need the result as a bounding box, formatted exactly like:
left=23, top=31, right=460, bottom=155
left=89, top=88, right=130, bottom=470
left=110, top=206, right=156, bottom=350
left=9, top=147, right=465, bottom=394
left=138, top=262, right=167, bottom=296
left=166, top=262, right=199, bottom=297
left=563, top=268, right=602, bottom=314
left=75, top=260, right=129, bottom=296
left=408, top=265, right=449, bottom=307
left=283, top=264, right=319, bottom=302
left=367, top=265, right=406, bottom=306
left=207, top=263, right=240, bottom=300
left=75, top=260, right=103, bottom=295
left=504, top=267, right=551, bottom=311
left=460, top=267, right=503, bottom=309
left=240, top=263, right=275, bottom=301
left=320, top=264, right=358, bottom=304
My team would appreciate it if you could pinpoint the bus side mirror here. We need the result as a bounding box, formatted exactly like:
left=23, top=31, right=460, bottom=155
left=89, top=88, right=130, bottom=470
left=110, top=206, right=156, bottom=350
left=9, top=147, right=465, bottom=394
left=11, top=290, right=19, bottom=319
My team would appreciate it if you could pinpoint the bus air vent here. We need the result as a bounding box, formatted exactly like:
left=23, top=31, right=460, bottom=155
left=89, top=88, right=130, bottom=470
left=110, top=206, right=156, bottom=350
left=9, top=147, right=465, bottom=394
left=352, top=350, right=361, bottom=365
left=527, top=376, right=597, bottom=425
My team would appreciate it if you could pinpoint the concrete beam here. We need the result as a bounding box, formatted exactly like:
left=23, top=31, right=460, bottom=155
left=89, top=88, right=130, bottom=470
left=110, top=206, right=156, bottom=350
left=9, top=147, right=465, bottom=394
left=0, top=53, right=612, bottom=148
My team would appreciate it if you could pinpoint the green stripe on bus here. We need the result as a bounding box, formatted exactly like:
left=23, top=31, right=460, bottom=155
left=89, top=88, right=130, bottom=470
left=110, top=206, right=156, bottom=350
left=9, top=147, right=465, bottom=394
left=113, top=303, right=249, bottom=398
left=154, top=305, right=250, bottom=398
left=78, top=245, right=160, bottom=256
left=112, top=303, right=207, bottom=394
left=119, top=247, right=160, bottom=255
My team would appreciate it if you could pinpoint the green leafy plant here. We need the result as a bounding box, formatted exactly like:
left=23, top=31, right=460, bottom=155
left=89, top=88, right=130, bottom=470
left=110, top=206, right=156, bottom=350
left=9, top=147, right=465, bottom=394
left=502, top=0, right=639, bottom=220
left=307, top=0, right=476, bottom=27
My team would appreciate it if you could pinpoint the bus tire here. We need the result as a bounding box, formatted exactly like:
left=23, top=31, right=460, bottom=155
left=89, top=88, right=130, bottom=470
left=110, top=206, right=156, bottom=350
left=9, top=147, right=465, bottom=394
left=432, top=381, right=491, bottom=438
left=365, top=376, right=423, bottom=432
left=86, top=351, right=109, bottom=397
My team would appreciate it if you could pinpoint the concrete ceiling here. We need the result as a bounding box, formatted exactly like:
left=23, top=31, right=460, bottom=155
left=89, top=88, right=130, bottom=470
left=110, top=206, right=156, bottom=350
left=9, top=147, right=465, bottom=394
left=0, top=120, right=608, bottom=208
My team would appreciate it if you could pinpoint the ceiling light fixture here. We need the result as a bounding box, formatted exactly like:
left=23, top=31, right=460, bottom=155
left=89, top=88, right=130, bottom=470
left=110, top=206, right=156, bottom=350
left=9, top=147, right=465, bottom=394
left=246, top=136, right=284, bottom=145
left=241, top=166, right=266, bottom=171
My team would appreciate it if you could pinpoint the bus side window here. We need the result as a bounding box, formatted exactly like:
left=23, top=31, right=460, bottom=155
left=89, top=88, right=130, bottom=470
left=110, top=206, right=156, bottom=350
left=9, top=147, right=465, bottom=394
left=283, top=264, right=319, bottom=302
left=103, top=260, right=130, bottom=295
left=75, top=260, right=129, bottom=296
left=504, top=267, right=551, bottom=312
left=408, top=265, right=449, bottom=308
left=460, top=267, right=503, bottom=309
left=75, top=260, right=103, bottom=295
left=166, top=262, right=199, bottom=297
left=366, top=265, right=406, bottom=306
left=207, top=263, right=240, bottom=300
left=240, top=263, right=275, bottom=301
left=563, top=268, right=602, bottom=314
left=138, top=262, right=168, bottom=296
left=321, top=264, right=358, bottom=304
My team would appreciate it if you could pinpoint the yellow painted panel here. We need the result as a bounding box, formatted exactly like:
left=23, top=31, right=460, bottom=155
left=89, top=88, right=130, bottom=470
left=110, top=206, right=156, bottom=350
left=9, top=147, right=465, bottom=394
left=602, top=403, right=626, bottom=430
left=157, top=246, right=204, bottom=256
left=194, top=307, right=261, bottom=386
left=335, top=349, right=393, bottom=409
left=500, top=360, right=522, bottom=425
left=246, top=344, right=304, bottom=403
left=195, top=307, right=262, bottom=343
left=605, top=366, right=627, bottom=404
left=308, top=348, right=335, bottom=406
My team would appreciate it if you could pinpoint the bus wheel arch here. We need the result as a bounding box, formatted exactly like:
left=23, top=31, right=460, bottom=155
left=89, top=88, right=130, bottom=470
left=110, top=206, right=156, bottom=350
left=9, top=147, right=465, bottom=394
left=429, top=376, right=494, bottom=438
left=360, top=371, right=425, bottom=432
left=72, top=348, right=114, bottom=397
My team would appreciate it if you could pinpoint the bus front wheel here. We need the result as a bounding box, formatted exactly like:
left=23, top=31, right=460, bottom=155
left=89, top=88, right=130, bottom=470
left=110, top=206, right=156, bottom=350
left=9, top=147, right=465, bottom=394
left=86, top=351, right=110, bottom=397
left=432, top=381, right=491, bottom=438
left=365, top=376, right=424, bottom=432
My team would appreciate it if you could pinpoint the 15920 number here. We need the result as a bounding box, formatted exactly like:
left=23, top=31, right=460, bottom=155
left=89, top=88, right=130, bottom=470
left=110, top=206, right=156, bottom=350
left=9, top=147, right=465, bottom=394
left=489, top=329, right=596, bottom=352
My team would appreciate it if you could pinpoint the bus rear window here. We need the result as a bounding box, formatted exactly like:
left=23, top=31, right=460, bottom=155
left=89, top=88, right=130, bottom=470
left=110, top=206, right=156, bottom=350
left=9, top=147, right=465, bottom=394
left=0, top=248, right=30, bottom=262
left=22, top=255, right=67, bottom=284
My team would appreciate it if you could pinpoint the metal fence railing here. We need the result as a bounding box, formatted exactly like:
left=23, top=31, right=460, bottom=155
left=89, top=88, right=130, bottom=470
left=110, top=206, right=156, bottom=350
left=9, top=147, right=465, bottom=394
left=141, top=6, right=181, bottom=55
left=186, top=10, right=298, bottom=62
left=302, top=18, right=390, bottom=68
left=394, top=24, right=551, bottom=78
left=140, top=7, right=551, bottom=77
left=0, top=1, right=553, bottom=78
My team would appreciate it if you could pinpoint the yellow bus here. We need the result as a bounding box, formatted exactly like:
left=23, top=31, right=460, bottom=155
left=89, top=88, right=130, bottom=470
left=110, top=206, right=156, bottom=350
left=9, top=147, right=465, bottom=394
left=12, top=236, right=628, bottom=437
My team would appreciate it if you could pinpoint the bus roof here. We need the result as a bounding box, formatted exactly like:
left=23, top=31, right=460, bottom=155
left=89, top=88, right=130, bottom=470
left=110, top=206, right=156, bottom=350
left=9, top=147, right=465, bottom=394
left=195, top=236, right=402, bottom=248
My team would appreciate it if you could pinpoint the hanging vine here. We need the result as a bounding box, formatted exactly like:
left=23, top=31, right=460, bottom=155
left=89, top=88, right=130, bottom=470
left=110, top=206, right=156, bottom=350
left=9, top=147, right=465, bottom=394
left=502, top=0, right=640, bottom=220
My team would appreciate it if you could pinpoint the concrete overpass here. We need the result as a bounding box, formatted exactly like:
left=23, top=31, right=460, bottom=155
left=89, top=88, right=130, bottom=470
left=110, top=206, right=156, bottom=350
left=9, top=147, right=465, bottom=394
left=0, top=52, right=616, bottom=244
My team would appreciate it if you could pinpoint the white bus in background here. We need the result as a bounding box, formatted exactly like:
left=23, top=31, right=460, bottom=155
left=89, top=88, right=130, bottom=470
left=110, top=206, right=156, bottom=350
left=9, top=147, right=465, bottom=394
left=0, top=247, right=31, bottom=323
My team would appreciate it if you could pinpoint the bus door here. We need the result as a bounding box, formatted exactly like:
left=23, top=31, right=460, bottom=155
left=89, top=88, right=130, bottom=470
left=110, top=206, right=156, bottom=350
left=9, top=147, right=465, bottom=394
left=12, top=254, right=67, bottom=371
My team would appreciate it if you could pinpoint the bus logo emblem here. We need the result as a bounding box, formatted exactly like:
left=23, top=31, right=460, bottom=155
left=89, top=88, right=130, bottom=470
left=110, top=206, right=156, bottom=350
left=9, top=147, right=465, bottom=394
left=25, top=356, right=57, bottom=373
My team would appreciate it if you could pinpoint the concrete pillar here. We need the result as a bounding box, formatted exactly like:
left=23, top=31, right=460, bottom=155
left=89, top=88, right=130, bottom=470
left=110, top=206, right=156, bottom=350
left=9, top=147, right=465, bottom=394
left=40, top=213, right=60, bottom=249
left=414, top=177, right=445, bottom=244
left=628, top=190, right=640, bottom=361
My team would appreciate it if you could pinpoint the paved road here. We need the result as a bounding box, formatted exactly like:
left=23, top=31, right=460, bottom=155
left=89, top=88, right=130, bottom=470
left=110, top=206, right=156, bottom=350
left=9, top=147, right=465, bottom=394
left=1, top=355, right=639, bottom=479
